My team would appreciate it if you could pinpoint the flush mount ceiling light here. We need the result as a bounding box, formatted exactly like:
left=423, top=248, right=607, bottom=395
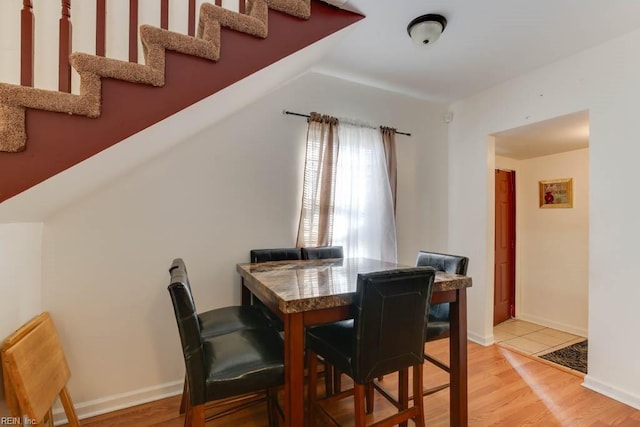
left=407, top=14, right=447, bottom=46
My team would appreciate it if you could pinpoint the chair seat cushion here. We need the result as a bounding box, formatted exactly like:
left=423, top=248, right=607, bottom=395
left=204, top=328, right=285, bottom=400
left=198, top=306, right=272, bottom=338
left=425, top=302, right=450, bottom=342
left=306, top=320, right=355, bottom=378
left=425, top=320, right=450, bottom=342
left=253, top=299, right=284, bottom=331
left=429, top=302, right=449, bottom=322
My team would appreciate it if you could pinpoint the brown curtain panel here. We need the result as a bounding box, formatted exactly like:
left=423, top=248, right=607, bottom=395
left=296, top=113, right=340, bottom=247
left=381, top=126, right=397, bottom=214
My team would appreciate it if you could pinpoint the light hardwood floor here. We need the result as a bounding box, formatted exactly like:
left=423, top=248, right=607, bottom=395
left=62, top=340, right=640, bottom=426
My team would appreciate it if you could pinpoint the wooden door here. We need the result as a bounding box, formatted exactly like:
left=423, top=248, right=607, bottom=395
left=494, top=169, right=515, bottom=325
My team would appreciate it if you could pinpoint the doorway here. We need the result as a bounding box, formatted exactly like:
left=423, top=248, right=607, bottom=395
left=491, top=110, right=589, bottom=339
left=494, top=169, right=515, bottom=325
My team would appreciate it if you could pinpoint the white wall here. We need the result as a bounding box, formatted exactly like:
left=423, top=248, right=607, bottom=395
left=37, top=72, right=448, bottom=416
left=0, top=223, right=43, bottom=413
left=497, top=150, right=589, bottom=336
left=450, top=28, right=640, bottom=408
left=0, top=1, right=20, bottom=86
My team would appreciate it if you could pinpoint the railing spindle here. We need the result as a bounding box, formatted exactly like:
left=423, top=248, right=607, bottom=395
left=161, top=0, right=169, bottom=30
left=188, top=0, right=196, bottom=36
left=129, top=0, right=139, bottom=63
left=239, top=0, right=245, bottom=14
left=59, top=0, right=72, bottom=92
left=20, top=0, right=35, bottom=87
left=96, top=0, right=106, bottom=56
left=187, top=0, right=196, bottom=37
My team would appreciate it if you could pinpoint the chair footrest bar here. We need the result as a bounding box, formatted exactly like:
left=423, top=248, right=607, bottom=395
left=422, top=382, right=450, bottom=396
left=204, top=396, right=267, bottom=421
left=372, top=379, right=402, bottom=410
left=424, top=352, right=450, bottom=373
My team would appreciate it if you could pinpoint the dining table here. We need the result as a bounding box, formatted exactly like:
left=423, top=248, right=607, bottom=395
left=236, top=257, right=472, bottom=426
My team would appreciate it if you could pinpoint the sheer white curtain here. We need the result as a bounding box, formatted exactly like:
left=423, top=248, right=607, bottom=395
left=331, top=121, right=397, bottom=262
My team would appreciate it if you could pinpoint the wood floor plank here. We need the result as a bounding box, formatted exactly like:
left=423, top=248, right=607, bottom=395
left=60, top=341, right=640, bottom=426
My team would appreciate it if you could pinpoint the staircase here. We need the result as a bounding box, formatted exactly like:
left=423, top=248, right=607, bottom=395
left=0, top=0, right=362, bottom=204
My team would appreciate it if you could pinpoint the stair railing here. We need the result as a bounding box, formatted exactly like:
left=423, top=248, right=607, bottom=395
left=3, top=0, right=247, bottom=93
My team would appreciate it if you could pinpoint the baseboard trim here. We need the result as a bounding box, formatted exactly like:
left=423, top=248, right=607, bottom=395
left=515, top=313, right=587, bottom=337
left=53, top=380, right=183, bottom=425
left=582, top=375, right=640, bottom=410
left=468, top=330, right=493, bottom=346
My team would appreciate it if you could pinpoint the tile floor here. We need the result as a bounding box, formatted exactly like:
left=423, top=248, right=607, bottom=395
left=493, top=318, right=586, bottom=357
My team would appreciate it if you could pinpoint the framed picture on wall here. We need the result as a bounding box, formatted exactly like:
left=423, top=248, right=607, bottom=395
left=539, top=178, right=573, bottom=208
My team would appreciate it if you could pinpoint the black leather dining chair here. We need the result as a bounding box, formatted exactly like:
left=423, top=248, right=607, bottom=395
left=301, top=246, right=344, bottom=260
left=249, top=247, right=335, bottom=395
left=250, top=247, right=302, bottom=263
left=168, top=259, right=285, bottom=427
left=305, top=267, right=436, bottom=427
left=248, top=248, right=303, bottom=330
left=168, top=258, right=274, bottom=415
left=416, top=250, right=469, bottom=396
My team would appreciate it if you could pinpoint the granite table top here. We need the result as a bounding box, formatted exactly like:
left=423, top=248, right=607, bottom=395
left=237, top=257, right=472, bottom=314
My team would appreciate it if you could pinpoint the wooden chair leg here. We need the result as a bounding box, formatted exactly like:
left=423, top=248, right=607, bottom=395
left=184, top=397, right=192, bottom=427
left=324, top=360, right=333, bottom=397
left=307, top=350, right=318, bottom=427
left=44, top=409, right=54, bottom=427
left=190, top=404, right=205, bottom=427
left=398, top=368, right=409, bottom=427
left=266, top=387, right=278, bottom=427
left=179, top=376, right=188, bottom=414
left=412, top=364, right=425, bottom=427
left=59, top=386, right=80, bottom=427
left=365, top=382, right=374, bottom=414
left=354, top=383, right=367, bottom=427
left=333, top=368, right=342, bottom=393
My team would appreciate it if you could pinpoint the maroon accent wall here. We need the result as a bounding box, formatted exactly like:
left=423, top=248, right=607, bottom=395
left=0, top=2, right=363, bottom=203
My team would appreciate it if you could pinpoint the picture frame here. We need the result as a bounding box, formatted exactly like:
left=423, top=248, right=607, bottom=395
left=539, top=178, right=573, bottom=208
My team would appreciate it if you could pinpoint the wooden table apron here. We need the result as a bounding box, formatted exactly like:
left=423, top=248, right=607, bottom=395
left=237, top=258, right=471, bottom=427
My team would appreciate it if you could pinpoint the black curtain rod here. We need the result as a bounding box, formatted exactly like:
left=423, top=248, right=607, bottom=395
left=283, top=110, right=412, bottom=136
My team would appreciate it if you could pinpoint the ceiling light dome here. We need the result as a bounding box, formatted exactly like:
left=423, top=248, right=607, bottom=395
left=407, top=14, right=447, bottom=46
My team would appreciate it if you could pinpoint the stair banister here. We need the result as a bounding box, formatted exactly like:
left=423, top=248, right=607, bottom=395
left=5, top=0, right=251, bottom=90
left=20, top=0, right=34, bottom=87
left=59, top=0, right=72, bottom=92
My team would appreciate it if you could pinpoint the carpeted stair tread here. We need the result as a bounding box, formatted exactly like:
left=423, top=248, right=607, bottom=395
left=0, top=0, right=309, bottom=153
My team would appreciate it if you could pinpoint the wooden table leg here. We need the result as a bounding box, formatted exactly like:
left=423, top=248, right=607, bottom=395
left=449, top=288, right=468, bottom=426
left=284, top=312, right=305, bottom=427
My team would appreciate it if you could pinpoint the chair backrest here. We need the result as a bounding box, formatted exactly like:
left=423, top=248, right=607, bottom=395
left=250, top=248, right=302, bottom=263
left=352, top=267, right=435, bottom=383
left=1, top=312, right=80, bottom=426
left=167, top=258, right=207, bottom=406
left=301, top=246, right=344, bottom=260
left=415, top=251, right=469, bottom=275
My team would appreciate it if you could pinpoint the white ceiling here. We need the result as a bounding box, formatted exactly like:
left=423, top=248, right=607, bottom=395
left=317, top=0, right=640, bottom=103
left=314, top=0, right=636, bottom=158
left=493, top=110, right=589, bottom=160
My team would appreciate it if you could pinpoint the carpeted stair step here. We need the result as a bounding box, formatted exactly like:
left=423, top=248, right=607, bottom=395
left=0, top=0, right=300, bottom=153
